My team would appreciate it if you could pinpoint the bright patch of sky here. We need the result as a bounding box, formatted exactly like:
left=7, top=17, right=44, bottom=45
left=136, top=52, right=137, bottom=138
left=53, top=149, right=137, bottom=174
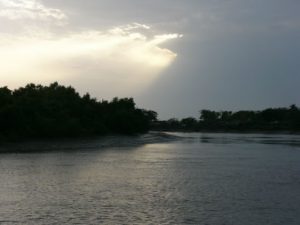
left=0, top=0, right=299, bottom=118
left=0, top=0, right=182, bottom=98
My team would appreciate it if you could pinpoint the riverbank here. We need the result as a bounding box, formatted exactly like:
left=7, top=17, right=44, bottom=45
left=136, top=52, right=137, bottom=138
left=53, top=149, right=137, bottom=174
left=0, top=132, right=180, bottom=153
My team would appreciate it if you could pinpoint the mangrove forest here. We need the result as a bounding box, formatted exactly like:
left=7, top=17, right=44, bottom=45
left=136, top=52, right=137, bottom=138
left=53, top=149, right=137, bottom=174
left=0, top=82, right=157, bottom=140
left=1, top=82, right=300, bottom=141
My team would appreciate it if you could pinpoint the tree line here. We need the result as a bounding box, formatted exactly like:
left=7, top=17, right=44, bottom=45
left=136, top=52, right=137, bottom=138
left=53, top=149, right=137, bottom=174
left=0, top=82, right=157, bottom=140
left=1, top=82, right=299, bottom=141
left=152, top=105, right=300, bottom=132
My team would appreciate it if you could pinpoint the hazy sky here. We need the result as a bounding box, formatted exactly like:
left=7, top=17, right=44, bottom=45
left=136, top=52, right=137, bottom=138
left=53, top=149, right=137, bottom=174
left=0, top=0, right=299, bottom=119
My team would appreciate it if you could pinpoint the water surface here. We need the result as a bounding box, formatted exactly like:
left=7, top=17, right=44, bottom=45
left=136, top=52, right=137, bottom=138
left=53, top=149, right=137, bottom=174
left=0, top=132, right=300, bottom=224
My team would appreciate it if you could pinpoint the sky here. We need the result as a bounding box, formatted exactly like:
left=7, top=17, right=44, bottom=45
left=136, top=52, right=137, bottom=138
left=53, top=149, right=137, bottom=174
left=0, top=0, right=299, bottom=119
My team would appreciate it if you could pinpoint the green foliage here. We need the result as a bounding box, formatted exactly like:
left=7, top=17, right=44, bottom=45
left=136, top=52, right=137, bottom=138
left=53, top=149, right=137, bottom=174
left=0, top=83, right=157, bottom=140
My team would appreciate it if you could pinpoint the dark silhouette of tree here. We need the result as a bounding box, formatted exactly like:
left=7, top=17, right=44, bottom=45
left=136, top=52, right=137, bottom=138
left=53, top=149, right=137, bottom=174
left=0, top=83, right=157, bottom=141
left=288, top=105, right=300, bottom=129
left=200, top=110, right=220, bottom=122
left=220, top=111, right=232, bottom=122
left=1, top=82, right=299, bottom=140
left=152, top=106, right=300, bottom=132
left=181, top=117, right=198, bottom=130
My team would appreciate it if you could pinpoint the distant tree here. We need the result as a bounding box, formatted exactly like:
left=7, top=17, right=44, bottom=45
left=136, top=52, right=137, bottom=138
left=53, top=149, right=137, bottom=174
left=141, top=110, right=158, bottom=122
left=220, top=111, right=232, bottom=121
left=0, top=87, right=12, bottom=103
left=181, top=117, right=198, bottom=129
left=231, top=111, right=256, bottom=122
left=288, top=105, right=300, bottom=129
left=200, top=110, right=220, bottom=122
left=260, top=108, right=286, bottom=122
left=166, top=118, right=181, bottom=129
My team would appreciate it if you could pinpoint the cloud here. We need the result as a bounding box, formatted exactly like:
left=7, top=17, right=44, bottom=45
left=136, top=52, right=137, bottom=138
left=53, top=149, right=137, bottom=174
left=0, top=23, right=182, bottom=97
left=0, top=1, right=182, bottom=98
left=0, top=0, right=67, bottom=25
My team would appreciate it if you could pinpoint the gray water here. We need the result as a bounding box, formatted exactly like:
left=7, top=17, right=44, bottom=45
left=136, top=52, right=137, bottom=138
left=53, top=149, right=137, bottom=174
left=0, top=132, right=300, bottom=225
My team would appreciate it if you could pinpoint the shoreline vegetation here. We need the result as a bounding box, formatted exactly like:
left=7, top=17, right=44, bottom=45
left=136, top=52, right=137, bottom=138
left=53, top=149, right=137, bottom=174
left=0, top=82, right=157, bottom=142
left=0, top=82, right=299, bottom=142
left=153, top=106, right=300, bottom=134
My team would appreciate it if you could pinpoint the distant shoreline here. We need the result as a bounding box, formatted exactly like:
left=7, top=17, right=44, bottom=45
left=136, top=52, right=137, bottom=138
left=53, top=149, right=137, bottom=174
left=151, top=129, right=300, bottom=135
left=1, top=83, right=299, bottom=142
left=1, top=128, right=299, bottom=145
left=0, top=132, right=179, bottom=153
left=1, top=130, right=299, bottom=147
left=1, top=130, right=300, bottom=153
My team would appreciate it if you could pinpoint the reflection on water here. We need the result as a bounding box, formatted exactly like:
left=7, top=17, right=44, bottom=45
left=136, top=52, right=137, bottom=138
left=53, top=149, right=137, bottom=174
left=0, top=132, right=300, bottom=224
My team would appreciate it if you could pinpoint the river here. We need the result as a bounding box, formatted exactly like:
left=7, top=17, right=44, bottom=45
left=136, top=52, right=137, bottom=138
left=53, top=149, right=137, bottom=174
left=0, top=132, right=300, bottom=224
